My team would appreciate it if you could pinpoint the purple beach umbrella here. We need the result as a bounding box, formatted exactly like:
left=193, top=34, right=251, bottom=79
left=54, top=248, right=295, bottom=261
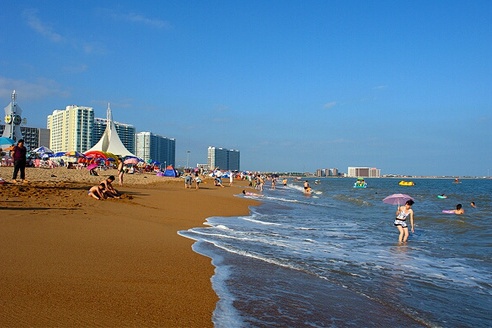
left=383, top=193, right=414, bottom=206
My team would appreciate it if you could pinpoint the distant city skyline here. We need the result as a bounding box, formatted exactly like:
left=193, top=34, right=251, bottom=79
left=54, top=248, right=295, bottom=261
left=1, top=1, right=491, bottom=176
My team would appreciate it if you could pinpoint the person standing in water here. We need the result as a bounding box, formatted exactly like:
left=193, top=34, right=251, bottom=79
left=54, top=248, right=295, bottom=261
left=303, top=180, right=312, bottom=194
left=394, top=200, right=415, bottom=242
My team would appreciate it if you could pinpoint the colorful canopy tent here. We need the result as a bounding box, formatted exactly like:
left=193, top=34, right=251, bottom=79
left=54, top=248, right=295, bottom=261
left=163, top=165, right=178, bottom=177
left=82, top=150, right=118, bottom=166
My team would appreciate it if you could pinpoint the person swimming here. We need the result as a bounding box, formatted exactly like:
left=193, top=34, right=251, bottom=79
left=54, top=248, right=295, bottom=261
left=453, top=204, right=464, bottom=215
left=242, top=190, right=263, bottom=197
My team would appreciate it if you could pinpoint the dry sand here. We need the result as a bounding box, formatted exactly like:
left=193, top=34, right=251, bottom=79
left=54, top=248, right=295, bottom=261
left=0, top=166, right=259, bottom=327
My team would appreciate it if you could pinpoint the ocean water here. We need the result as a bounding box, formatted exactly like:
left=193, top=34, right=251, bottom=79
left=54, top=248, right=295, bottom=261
left=179, top=178, right=492, bottom=327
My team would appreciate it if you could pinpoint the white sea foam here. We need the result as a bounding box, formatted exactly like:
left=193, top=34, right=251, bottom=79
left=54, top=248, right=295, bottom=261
left=242, top=217, right=281, bottom=226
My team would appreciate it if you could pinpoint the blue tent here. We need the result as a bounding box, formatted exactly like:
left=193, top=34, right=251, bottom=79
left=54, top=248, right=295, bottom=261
left=163, top=165, right=178, bottom=177
left=0, top=137, right=15, bottom=148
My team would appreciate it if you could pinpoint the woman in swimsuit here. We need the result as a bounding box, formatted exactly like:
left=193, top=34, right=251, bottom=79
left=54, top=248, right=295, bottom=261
left=394, top=199, right=415, bottom=242
left=117, top=158, right=125, bottom=186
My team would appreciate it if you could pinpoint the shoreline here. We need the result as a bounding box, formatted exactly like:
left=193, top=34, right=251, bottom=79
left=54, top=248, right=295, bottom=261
left=0, top=167, right=259, bottom=327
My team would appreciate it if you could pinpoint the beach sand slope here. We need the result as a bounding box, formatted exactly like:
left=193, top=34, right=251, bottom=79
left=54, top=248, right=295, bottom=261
left=0, top=167, right=258, bottom=327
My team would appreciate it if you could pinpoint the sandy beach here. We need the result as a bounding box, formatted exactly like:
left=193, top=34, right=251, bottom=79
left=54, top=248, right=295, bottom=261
left=0, top=166, right=258, bottom=327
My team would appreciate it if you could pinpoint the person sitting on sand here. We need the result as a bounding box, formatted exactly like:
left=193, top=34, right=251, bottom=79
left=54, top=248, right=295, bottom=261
left=101, top=176, right=121, bottom=198
left=88, top=184, right=106, bottom=200
left=453, top=204, right=464, bottom=215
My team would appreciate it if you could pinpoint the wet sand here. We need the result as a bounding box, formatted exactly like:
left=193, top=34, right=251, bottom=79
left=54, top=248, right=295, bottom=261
left=0, top=167, right=258, bottom=327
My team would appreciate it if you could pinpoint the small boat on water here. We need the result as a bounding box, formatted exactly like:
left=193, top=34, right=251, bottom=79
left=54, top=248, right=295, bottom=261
left=399, top=180, right=415, bottom=186
left=453, top=178, right=461, bottom=184
left=354, top=177, right=367, bottom=188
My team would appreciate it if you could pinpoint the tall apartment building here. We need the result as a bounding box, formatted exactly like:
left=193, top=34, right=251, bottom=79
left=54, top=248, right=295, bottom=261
left=47, top=105, right=94, bottom=153
left=347, top=167, right=381, bottom=178
left=0, top=125, right=50, bottom=150
left=93, top=117, right=136, bottom=154
left=135, top=132, right=176, bottom=167
left=207, top=146, right=240, bottom=171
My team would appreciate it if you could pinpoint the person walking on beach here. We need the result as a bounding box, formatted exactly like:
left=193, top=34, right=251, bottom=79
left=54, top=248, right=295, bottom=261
left=10, top=139, right=27, bottom=183
left=117, top=158, right=125, bottom=186
left=394, top=200, right=415, bottom=242
left=194, top=173, right=202, bottom=190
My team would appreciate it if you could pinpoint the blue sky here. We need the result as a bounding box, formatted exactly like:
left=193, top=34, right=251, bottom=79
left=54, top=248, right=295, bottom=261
left=1, top=1, right=491, bottom=176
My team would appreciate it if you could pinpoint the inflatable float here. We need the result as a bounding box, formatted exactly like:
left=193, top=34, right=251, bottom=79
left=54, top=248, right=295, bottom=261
left=442, top=210, right=455, bottom=214
left=399, top=180, right=415, bottom=186
left=353, top=184, right=367, bottom=188
left=354, top=177, right=367, bottom=188
left=437, top=195, right=447, bottom=199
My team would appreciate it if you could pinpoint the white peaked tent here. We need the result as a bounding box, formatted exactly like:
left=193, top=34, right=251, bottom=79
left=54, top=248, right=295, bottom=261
left=85, top=103, right=135, bottom=157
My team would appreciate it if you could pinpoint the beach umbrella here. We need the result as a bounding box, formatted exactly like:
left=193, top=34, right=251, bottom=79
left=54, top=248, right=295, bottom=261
left=33, top=146, right=54, bottom=154
left=84, top=150, right=108, bottom=160
left=65, top=151, right=85, bottom=158
left=53, top=151, right=66, bottom=157
left=124, top=157, right=140, bottom=165
left=383, top=193, right=414, bottom=206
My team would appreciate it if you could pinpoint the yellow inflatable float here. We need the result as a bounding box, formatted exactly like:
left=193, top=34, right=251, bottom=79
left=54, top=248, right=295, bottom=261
left=399, top=180, right=415, bottom=186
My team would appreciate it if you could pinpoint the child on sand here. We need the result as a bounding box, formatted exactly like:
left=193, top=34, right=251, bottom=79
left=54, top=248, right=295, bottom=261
left=184, top=174, right=193, bottom=188
left=101, top=176, right=121, bottom=198
left=88, top=184, right=105, bottom=200
left=194, top=174, right=202, bottom=189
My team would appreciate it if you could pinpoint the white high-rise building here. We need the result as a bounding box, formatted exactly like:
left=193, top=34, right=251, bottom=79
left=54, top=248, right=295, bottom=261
left=207, top=146, right=240, bottom=171
left=135, top=132, right=176, bottom=166
left=347, top=167, right=381, bottom=178
left=47, top=105, right=94, bottom=152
